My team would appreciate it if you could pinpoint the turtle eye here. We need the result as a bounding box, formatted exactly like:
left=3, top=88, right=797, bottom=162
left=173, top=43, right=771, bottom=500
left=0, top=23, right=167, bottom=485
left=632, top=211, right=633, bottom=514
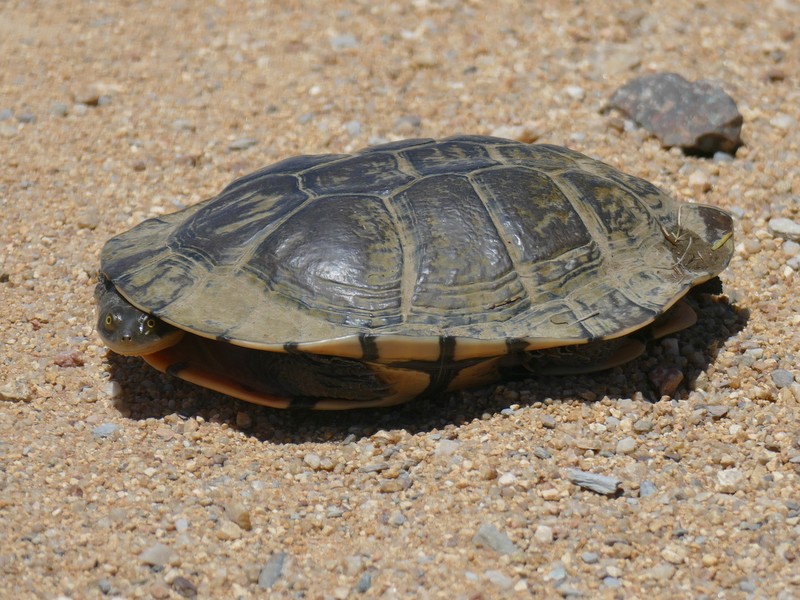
left=146, top=318, right=157, bottom=329
left=104, top=314, right=114, bottom=328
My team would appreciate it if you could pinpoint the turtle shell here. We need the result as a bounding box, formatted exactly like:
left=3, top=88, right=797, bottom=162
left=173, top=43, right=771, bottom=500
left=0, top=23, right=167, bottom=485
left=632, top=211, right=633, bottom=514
left=99, top=135, right=734, bottom=408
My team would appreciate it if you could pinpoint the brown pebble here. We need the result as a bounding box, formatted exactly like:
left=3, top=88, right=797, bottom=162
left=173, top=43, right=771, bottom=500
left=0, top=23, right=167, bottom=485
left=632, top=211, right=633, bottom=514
left=53, top=350, right=85, bottom=368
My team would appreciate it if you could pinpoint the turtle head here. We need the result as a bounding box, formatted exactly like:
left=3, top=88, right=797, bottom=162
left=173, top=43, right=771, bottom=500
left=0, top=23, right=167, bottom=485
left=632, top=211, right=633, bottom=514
left=95, top=277, right=184, bottom=356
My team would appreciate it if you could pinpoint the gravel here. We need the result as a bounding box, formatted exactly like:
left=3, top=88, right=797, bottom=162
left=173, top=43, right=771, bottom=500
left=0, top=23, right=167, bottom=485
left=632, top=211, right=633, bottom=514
left=566, top=469, right=622, bottom=496
left=2, top=1, right=799, bottom=598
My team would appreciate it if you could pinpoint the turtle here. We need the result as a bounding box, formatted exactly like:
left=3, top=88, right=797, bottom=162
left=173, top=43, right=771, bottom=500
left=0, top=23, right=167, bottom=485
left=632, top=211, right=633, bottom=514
left=96, top=135, right=734, bottom=409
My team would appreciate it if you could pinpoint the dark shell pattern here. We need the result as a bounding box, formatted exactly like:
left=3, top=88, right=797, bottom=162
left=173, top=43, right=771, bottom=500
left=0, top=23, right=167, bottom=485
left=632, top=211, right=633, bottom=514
left=101, top=135, right=734, bottom=364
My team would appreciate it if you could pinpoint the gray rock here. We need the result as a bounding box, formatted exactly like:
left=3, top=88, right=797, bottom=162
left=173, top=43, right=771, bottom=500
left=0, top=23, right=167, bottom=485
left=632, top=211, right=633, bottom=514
left=0, top=380, right=33, bottom=402
left=716, top=468, right=744, bottom=494
left=771, top=369, right=796, bottom=388
left=139, top=542, right=173, bottom=567
left=739, top=579, right=757, bottom=593
left=533, top=446, right=553, bottom=459
left=545, top=564, right=567, bottom=582
left=50, top=102, right=68, bottom=117
left=770, top=114, right=795, bottom=131
left=567, top=469, right=622, bottom=495
left=639, top=480, right=658, bottom=497
left=615, top=436, right=636, bottom=454
left=769, top=217, right=800, bottom=242
left=229, top=137, right=258, bottom=151
left=485, top=569, right=514, bottom=589
left=97, top=578, right=112, bottom=594
left=258, top=552, right=287, bottom=589
left=171, top=119, right=196, bottom=132
left=603, top=576, right=622, bottom=588
left=355, top=571, right=372, bottom=593
left=345, top=120, right=361, bottom=137
left=473, top=522, right=521, bottom=555
left=92, top=423, right=120, bottom=439
left=707, top=404, right=730, bottom=418
left=581, top=552, right=599, bottom=564
left=330, top=34, right=358, bottom=50
left=606, top=72, right=742, bottom=155
left=172, top=575, right=198, bottom=598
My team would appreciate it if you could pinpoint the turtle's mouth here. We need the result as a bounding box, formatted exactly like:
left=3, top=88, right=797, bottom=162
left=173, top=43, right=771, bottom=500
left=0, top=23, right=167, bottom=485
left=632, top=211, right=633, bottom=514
left=108, top=328, right=185, bottom=357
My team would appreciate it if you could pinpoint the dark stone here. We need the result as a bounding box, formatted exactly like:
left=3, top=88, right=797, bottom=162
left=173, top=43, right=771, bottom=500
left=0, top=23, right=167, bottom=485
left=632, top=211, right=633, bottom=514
left=607, top=72, right=743, bottom=156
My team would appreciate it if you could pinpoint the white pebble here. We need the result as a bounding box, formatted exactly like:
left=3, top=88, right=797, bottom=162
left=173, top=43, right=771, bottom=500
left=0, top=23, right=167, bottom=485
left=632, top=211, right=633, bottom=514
left=104, top=381, right=123, bottom=398
left=498, top=472, right=517, bottom=486
left=716, top=468, right=744, bottom=494
left=616, top=436, right=637, bottom=454
left=534, top=524, right=554, bottom=543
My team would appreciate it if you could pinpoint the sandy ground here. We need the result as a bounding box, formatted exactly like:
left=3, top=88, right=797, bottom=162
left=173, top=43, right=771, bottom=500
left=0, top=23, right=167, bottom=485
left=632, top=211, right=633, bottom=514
left=2, top=0, right=799, bottom=598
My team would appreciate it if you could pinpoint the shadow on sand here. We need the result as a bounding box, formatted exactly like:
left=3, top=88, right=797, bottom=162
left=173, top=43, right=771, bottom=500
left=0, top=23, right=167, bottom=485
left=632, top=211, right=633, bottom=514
left=105, top=290, right=747, bottom=445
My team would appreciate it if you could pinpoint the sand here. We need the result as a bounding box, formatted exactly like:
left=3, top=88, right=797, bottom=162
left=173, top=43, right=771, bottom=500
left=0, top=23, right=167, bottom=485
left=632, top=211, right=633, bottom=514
left=1, top=0, right=799, bottom=597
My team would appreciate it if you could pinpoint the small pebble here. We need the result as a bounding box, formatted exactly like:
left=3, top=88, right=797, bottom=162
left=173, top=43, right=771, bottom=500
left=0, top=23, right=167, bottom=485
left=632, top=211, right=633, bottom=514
left=345, top=120, right=361, bottom=137
left=639, top=481, right=658, bottom=497
left=498, top=472, right=517, bottom=486
left=485, top=569, right=514, bottom=589
left=615, top=436, right=636, bottom=454
left=646, top=562, right=676, bottom=580
left=235, top=411, right=252, bottom=429
left=50, top=102, right=69, bottom=116
left=770, top=113, right=796, bottom=131
left=707, top=404, right=730, bottom=418
left=355, top=571, right=372, bottom=593
left=769, top=217, right=800, bottom=242
left=0, top=122, right=18, bottom=137
left=435, top=439, right=461, bottom=456
left=688, top=169, right=711, bottom=193
left=771, top=369, right=796, bottom=388
left=104, top=381, right=123, bottom=398
left=76, top=208, right=100, bottom=230
left=544, top=564, right=567, bottom=582
left=97, top=579, right=112, bottom=594
left=783, top=240, right=800, bottom=257
left=139, top=543, right=174, bottom=567
left=648, top=366, right=683, bottom=397
left=603, top=576, right=622, bottom=588
left=171, top=576, right=198, bottom=598
left=92, top=423, right=120, bottom=439
left=716, top=468, right=744, bottom=494
left=330, top=33, right=358, bottom=50
left=258, top=552, right=287, bottom=589
left=581, top=552, right=599, bottom=564
left=633, top=418, right=654, bottom=433
left=229, top=137, right=258, bottom=151
left=388, top=511, right=406, bottom=527
left=533, top=446, right=552, bottom=459
left=171, top=119, right=196, bottom=131
left=566, top=469, right=621, bottom=495
left=564, top=85, right=585, bottom=100
left=226, top=503, right=252, bottom=531
left=0, top=380, right=33, bottom=402
left=541, top=415, right=557, bottom=429
left=739, top=579, right=757, bottom=593
left=473, top=522, right=521, bottom=555
left=217, top=520, right=242, bottom=540
left=534, top=525, right=554, bottom=544
left=304, top=453, right=322, bottom=469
